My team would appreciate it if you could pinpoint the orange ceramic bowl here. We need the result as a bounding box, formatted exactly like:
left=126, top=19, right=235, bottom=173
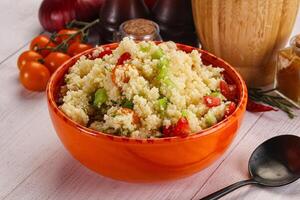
left=47, top=43, right=247, bottom=182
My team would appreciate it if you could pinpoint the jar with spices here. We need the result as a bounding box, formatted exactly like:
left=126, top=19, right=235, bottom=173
left=99, top=0, right=150, bottom=44
left=115, top=18, right=162, bottom=41
left=275, top=34, right=300, bottom=107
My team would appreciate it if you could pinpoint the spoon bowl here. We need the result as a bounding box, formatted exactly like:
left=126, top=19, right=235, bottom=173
left=249, top=135, right=300, bottom=187
left=201, top=135, right=300, bottom=200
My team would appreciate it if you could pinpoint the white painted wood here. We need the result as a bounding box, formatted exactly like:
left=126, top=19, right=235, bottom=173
left=1, top=111, right=262, bottom=200
left=192, top=109, right=300, bottom=200
left=0, top=2, right=299, bottom=200
left=0, top=0, right=43, bottom=62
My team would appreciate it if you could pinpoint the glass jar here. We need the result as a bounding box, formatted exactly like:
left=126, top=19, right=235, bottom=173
left=114, top=18, right=162, bottom=42
left=99, top=0, right=150, bottom=44
left=275, top=34, right=300, bottom=108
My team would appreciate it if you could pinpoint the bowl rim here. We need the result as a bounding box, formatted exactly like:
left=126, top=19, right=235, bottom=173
left=47, top=42, right=248, bottom=144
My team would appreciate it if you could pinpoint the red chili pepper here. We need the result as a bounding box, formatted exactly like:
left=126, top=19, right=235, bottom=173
left=225, top=102, right=236, bottom=117
left=162, top=117, right=191, bottom=137
left=246, top=100, right=277, bottom=112
left=204, top=96, right=221, bottom=107
left=220, top=80, right=237, bottom=101
left=117, top=52, right=131, bottom=65
left=97, top=49, right=112, bottom=59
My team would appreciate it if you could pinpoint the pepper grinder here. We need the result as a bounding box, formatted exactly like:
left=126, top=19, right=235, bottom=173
left=152, top=0, right=198, bottom=47
left=99, top=0, right=150, bottom=44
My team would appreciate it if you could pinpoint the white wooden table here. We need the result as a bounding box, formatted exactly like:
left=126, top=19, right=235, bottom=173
left=0, top=1, right=299, bottom=200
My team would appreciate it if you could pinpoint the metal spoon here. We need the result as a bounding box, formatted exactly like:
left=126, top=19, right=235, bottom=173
left=200, top=134, right=300, bottom=200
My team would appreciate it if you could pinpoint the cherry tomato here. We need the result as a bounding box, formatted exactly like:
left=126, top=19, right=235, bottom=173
left=56, top=29, right=81, bottom=44
left=220, top=80, right=237, bottom=101
left=44, top=52, right=71, bottom=73
left=162, top=117, right=191, bottom=137
left=67, top=42, right=93, bottom=57
left=225, top=102, right=237, bottom=117
left=19, top=61, right=50, bottom=92
left=120, top=108, right=140, bottom=124
left=117, top=52, right=131, bottom=65
left=30, top=35, right=56, bottom=57
left=17, top=50, right=43, bottom=71
left=204, top=96, right=221, bottom=107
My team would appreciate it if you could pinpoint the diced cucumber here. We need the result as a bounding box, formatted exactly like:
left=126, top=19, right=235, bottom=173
left=93, top=88, right=108, bottom=108
left=162, top=77, right=176, bottom=88
left=205, top=112, right=217, bottom=127
left=151, top=48, right=164, bottom=59
left=182, top=110, right=188, bottom=117
left=157, top=97, right=168, bottom=112
left=140, top=45, right=151, bottom=52
left=157, top=57, right=169, bottom=69
left=211, top=91, right=225, bottom=99
left=157, top=65, right=168, bottom=80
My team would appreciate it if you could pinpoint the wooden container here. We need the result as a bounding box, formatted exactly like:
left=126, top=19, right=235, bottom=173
left=192, top=0, right=299, bottom=86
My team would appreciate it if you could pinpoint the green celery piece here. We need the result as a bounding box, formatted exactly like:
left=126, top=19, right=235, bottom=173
left=182, top=110, right=188, bottom=117
left=157, top=97, right=168, bottom=111
left=210, top=91, right=224, bottom=99
left=162, top=77, right=176, bottom=88
left=205, top=112, right=217, bottom=127
left=121, top=98, right=134, bottom=109
left=157, top=65, right=168, bottom=80
left=93, top=88, right=108, bottom=108
left=151, top=48, right=164, bottom=59
left=157, top=57, right=169, bottom=69
left=140, top=45, right=151, bottom=52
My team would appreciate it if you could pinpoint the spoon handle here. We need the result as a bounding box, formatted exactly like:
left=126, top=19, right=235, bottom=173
left=199, top=179, right=258, bottom=200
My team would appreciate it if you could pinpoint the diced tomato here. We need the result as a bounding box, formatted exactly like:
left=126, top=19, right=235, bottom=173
left=162, top=125, right=174, bottom=137
left=96, top=49, right=112, bottom=59
left=225, top=102, right=236, bottom=117
left=173, top=117, right=191, bottom=137
left=204, top=96, right=221, bottom=107
left=163, top=117, right=190, bottom=137
left=220, top=80, right=237, bottom=101
left=117, top=52, right=131, bottom=65
left=120, top=108, right=140, bottom=124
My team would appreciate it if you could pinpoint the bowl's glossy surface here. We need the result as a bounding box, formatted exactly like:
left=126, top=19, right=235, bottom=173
left=47, top=43, right=247, bottom=182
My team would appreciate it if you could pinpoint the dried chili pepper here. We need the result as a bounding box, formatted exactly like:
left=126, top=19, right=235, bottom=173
left=246, top=100, right=277, bottom=112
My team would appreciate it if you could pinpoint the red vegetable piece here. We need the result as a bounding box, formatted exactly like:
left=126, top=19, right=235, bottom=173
left=204, top=96, right=221, bottom=107
left=246, top=100, right=277, bottom=112
left=173, top=117, right=191, bottom=137
left=220, top=80, right=237, bottom=101
left=75, top=0, right=105, bottom=22
left=162, top=125, right=173, bottom=137
left=93, top=49, right=112, bottom=59
left=117, top=52, right=131, bottom=65
left=38, top=0, right=76, bottom=32
left=162, top=117, right=191, bottom=137
left=225, top=102, right=236, bottom=117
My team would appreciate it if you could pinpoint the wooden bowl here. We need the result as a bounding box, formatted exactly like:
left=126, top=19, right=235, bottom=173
left=46, top=43, right=247, bottom=182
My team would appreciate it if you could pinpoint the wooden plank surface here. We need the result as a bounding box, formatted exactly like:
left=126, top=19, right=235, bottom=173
left=0, top=0, right=43, bottom=63
left=0, top=1, right=299, bottom=200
